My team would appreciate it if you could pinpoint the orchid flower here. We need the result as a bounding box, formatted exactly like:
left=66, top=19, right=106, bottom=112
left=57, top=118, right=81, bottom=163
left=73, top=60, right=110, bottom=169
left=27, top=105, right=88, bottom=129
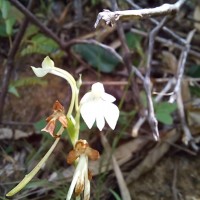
left=80, top=82, right=119, bottom=131
left=66, top=140, right=99, bottom=200
left=31, top=56, right=78, bottom=117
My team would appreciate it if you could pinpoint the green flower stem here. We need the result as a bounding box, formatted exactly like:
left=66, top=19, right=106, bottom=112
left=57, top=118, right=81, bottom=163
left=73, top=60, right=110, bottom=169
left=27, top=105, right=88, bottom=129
left=73, top=78, right=82, bottom=144
left=50, top=68, right=78, bottom=118
left=6, top=127, right=64, bottom=197
left=50, top=68, right=81, bottom=146
left=74, top=108, right=80, bottom=144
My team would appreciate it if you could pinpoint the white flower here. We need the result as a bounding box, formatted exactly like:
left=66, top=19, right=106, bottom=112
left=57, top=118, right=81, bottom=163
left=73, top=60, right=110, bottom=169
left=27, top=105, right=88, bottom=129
left=31, top=56, right=77, bottom=88
left=31, top=56, right=77, bottom=118
left=80, top=82, right=119, bottom=131
left=31, top=56, right=54, bottom=77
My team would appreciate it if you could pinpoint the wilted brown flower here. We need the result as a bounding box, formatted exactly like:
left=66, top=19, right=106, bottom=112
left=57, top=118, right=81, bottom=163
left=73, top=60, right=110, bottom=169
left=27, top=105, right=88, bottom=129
left=66, top=140, right=100, bottom=200
left=42, top=100, right=67, bottom=137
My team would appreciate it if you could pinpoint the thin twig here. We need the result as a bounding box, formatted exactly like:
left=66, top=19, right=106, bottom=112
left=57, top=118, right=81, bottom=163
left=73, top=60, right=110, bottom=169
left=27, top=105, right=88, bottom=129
left=169, top=30, right=196, bottom=103
left=0, top=0, right=34, bottom=121
left=169, top=30, right=197, bottom=149
left=130, top=28, right=200, bottom=58
left=64, top=39, right=123, bottom=62
left=132, top=78, right=175, bottom=137
left=144, top=17, right=168, bottom=140
left=9, top=0, right=62, bottom=47
left=177, top=89, right=199, bottom=150
left=95, top=0, right=186, bottom=28
left=108, top=0, right=143, bottom=112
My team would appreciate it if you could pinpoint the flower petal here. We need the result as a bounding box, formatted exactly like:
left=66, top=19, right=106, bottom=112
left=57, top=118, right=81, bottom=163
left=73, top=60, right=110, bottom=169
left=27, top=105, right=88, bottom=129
left=58, top=115, right=68, bottom=128
left=41, top=119, right=56, bottom=137
left=80, top=92, right=93, bottom=105
left=80, top=101, right=96, bottom=129
left=66, top=168, right=81, bottom=200
left=104, top=102, right=119, bottom=130
left=84, top=175, right=90, bottom=200
left=42, top=56, right=55, bottom=69
left=91, top=82, right=105, bottom=93
left=67, top=150, right=79, bottom=164
left=31, top=67, right=50, bottom=77
left=66, top=155, right=86, bottom=200
left=102, top=92, right=116, bottom=102
left=95, top=101, right=105, bottom=131
left=85, top=147, right=100, bottom=161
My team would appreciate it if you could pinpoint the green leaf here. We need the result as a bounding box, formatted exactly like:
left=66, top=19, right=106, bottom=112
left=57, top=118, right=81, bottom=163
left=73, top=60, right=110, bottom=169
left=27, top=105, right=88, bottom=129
left=5, top=17, right=15, bottom=35
left=0, top=0, right=15, bottom=36
left=8, top=77, right=47, bottom=97
left=21, top=33, right=59, bottom=56
left=189, top=85, right=200, bottom=97
left=186, top=65, right=200, bottom=78
left=34, top=118, right=47, bottom=133
left=154, top=102, right=177, bottom=113
left=156, top=112, right=173, bottom=125
left=1, top=0, right=10, bottom=19
left=10, top=76, right=47, bottom=88
left=8, top=86, right=20, bottom=97
left=0, top=23, right=7, bottom=37
left=125, top=32, right=143, bottom=57
left=72, top=43, right=122, bottom=73
left=22, top=25, right=39, bottom=43
left=155, top=102, right=177, bottom=114
left=91, top=0, right=101, bottom=6
left=118, top=110, right=136, bottom=126
left=34, top=118, right=67, bottom=139
left=155, top=101, right=177, bottom=125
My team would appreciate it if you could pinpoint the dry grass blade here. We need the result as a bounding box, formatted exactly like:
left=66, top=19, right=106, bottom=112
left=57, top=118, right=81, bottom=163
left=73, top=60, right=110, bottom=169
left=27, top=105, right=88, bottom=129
left=100, top=134, right=131, bottom=200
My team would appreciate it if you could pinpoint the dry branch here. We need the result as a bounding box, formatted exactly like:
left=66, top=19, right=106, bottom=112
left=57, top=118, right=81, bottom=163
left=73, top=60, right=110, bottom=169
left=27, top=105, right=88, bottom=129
left=169, top=30, right=196, bottom=103
left=108, top=0, right=143, bottom=113
left=130, top=28, right=200, bottom=59
left=144, top=17, right=168, bottom=140
left=125, top=0, right=186, bottom=44
left=95, top=0, right=186, bottom=28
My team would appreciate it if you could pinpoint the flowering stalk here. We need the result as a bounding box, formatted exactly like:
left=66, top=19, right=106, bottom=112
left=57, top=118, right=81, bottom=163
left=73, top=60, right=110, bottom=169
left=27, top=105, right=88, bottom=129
left=31, top=56, right=78, bottom=117
left=6, top=56, right=120, bottom=200
left=6, top=57, right=79, bottom=197
left=6, top=127, right=63, bottom=197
